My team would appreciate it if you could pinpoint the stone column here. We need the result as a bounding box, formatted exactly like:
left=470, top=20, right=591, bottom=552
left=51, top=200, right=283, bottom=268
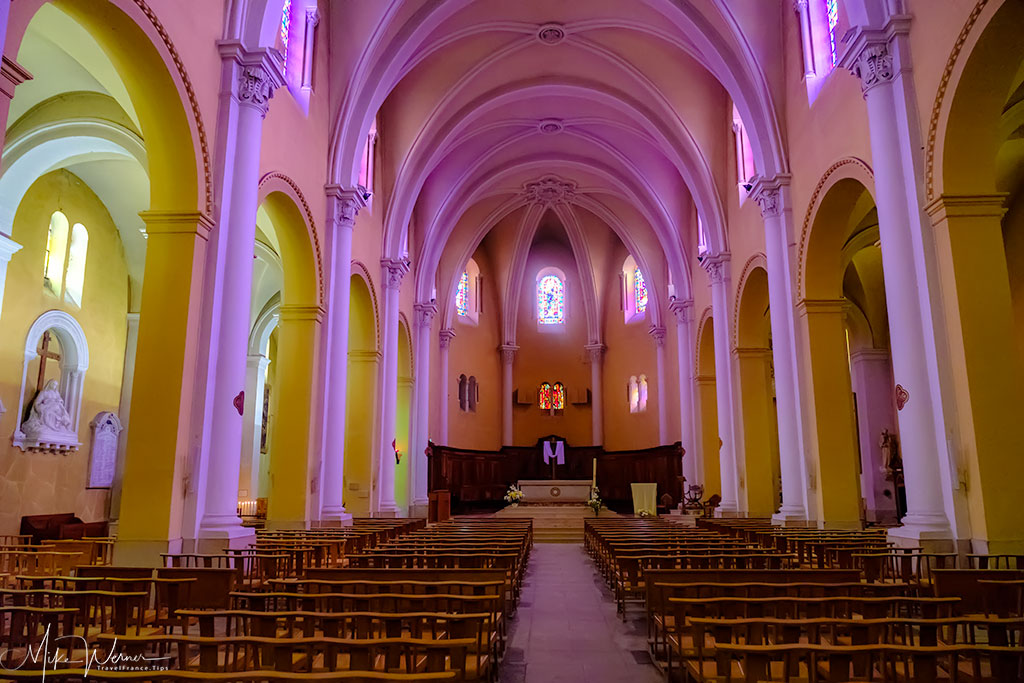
left=793, top=0, right=816, bottom=77
left=438, top=329, right=455, bottom=445
left=669, top=299, right=698, bottom=485
left=584, top=344, right=605, bottom=446
left=375, top=258, right=409, bottom=516
left=240, top=354, right=270, bottom=498
left=752, top=179, right=809, bottom=523
left=841, top=23, right=951, bottom=541
left=410, top=301, right=437, bottom=513
left=499, top=344, right=518, bottom=445
left=320, top=190, right=361, bottom=523
left=108, top=312, right=141, bottom=531
left=200, top=47, right=282, bottom=540
left=704, top=256, right=740, bottom=513
left=0, top=233, right=22, bottom=322
left=650, top=326, right=669, bottom=445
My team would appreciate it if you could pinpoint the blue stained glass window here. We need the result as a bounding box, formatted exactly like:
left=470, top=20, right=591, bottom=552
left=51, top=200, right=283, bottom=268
left=456, top=271, right=469, bottom=317
left=826, top=0, right=839, bottom=68
left=634, top=268, right=648, bottom=314
left=280, top=0, right=292, bottom=59
left=537, top=275, right=565, bottom=324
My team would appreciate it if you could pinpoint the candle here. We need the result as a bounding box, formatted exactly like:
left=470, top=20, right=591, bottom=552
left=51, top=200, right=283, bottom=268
left=592, top=458, right=597, bottom=487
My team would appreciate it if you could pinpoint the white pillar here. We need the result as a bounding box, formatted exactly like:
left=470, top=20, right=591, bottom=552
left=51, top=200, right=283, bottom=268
left=752, top=179, right=809, bottom=523
left=240, top=354, right=270, bottom=498
left=584, top=344, right=605, bottom=446
left=375, top=257, right=409, bottom=516
left=793, top=0, right=816, bottom=77
left=200, top=47, right=282, bottom=539
left=499, top=344, right=518, bottom=445
left=704, top=256, right=740, bottom=513
left=670, top=299, right=698, bottom=485
left=842, top=23, right=952, bottom=541
left=320, top=191, right=361, bottom=523
left=0, top=233, right=22, bottom=322
left=650, top=327, right=669, bottom=445
left=410, top=301, right=437, bottom=512
left=438, top=329, right=455, bottom=445
left=850, top=349, right=898, bottom=522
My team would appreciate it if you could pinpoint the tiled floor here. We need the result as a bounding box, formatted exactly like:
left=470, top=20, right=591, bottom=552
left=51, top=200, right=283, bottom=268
left=500, top=543, right=663, bottom=683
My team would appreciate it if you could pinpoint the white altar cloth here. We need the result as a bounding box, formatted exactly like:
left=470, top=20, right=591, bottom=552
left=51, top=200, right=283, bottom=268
left=517, top=479, right=592, bottom=504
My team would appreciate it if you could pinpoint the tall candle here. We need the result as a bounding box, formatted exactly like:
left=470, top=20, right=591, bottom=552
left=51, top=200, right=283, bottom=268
left=592, top=458, right=597, bottom=487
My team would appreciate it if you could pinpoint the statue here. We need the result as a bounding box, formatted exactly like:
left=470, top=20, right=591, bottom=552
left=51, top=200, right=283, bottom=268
left=21, top=379, right=77, bottom=445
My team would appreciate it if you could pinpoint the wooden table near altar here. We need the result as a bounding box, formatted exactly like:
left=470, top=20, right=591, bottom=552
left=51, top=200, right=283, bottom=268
left=518, top=479, right=592, bottom=504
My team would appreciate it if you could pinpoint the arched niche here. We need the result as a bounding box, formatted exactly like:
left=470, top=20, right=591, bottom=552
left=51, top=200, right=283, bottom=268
left=13, top=309, right=90, bottom=451
left=344, top=270, right=380, bottom=517
left=694, top=311, right=720, bottom=496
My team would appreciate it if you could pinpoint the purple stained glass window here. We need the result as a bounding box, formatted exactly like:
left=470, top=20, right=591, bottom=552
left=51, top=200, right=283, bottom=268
left=456, top=271, right=469, bottom=316
left=537, top=274, right=565, bottom=324
left=634, top=267, right=648, bottom=313
left=826, top=0, right=839, bottom=68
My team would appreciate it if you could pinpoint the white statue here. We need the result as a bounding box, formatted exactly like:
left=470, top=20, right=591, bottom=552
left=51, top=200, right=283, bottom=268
left=21, top=379, right=77, bottom=443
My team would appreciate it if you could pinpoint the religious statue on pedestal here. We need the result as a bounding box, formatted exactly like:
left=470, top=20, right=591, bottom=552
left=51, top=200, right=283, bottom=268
left=20, top=379, right=78, bottom=450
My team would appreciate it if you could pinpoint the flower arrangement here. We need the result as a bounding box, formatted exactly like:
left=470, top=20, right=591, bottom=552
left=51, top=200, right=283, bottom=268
left=504, top=484, right=524, bottom=506
left=587, top=485, right=602, bottom=515
left=637, top=509, right=653, bottom=518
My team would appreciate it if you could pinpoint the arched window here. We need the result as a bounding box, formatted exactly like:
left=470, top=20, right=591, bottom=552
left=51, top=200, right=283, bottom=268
left=638, top=375, right=649, bottom=412
left=458, top=374, right=468, bottom=412
left=551, top=382, right=566, bottom=410
left=359, top=116, right=379, bottom=207
left=43, top=211, right=69, bottom=295
left=537, top=274, right=565, bottom=325
left=456, top=271, right=470, bottom=317
left=538, top=382, right=553, bottom=410
left=633, top=267, right=648, bottom=313
left=64, top=223, right=88, bottom=306
left=732, top=104, right=756, bottom=194
left=467, top=376, right=478, bottom=412
left=697, top=216, right=709, bottom=258
left=825, top=0, right=840, bottom=68
left=628, top=376, right=639, bottom=413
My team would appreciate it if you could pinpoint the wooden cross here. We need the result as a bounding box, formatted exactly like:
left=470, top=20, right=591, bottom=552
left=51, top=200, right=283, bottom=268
left=35, top=331, right=61, bottom=394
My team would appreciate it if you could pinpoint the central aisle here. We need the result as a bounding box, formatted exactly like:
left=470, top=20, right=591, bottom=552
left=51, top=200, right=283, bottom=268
left=500, top=543, right=663, bottom=683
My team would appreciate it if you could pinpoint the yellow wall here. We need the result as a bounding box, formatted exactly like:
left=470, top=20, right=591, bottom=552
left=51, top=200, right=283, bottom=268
left=0, top=169, right=128, bottom=534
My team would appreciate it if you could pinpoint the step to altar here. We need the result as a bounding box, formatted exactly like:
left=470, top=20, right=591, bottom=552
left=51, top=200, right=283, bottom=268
left=492, top=503, right=619, bottom=543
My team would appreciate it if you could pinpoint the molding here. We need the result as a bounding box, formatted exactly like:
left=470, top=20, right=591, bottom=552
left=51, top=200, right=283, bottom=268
left=0, top=232, right=23, bottom=260
left=731, top=252, right=768, bottom=348
left=413, top=301, right=438, bottom=329
left=649, top=326, right=667, bottom=346
left=0, top=56, right=32, bottom=99
left=840, top=16, right=911, bottom=97
left=499, top=344, right=520, bottom=365
left=669, top=297, right=694, bottom=325
left=701, top=253, right=730, bottom=285
left=381, top=257, right=411, bottom=291
left=139, top=211, right=215, bottom=239
left=438, top=328, right=456, bottom=349
left=521, top=174, right=577, bottom=205
left=583, top=343, right=605, bottom=364
left=278, top=304, right=325, bottom=323
left=924, top=0, right=990, bottom=200
left=795, top=298, right=847, bottom=316
left=924, top=193, right=1008, bottom=221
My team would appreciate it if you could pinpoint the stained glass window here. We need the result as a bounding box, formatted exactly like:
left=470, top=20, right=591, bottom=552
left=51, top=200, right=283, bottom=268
left=826, top=0, right=839, bottom=68
left=537, top=274, right=565, bottom=324
left=633, top=268, right=648, bottom=313
left=628, top=377, right=640, bottom=413
left=280, top=0, right=292, bottom=59
left=539, top=382, right=553, bottom=410
left=456, top=271, right=470, bottom=316
left=552, top=383, right=565, bottom=410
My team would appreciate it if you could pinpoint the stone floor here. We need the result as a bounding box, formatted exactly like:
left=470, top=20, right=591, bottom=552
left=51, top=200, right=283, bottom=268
left=499, top=543, right=663, bottom=683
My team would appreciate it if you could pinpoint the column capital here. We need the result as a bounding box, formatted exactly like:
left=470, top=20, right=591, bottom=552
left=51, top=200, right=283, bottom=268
left=750, top=174, right=792, bottom=219
left=499, top=344, right=520, bottom=365
left=279, top=304, right=325, bottom=323
left=381, top=257, right=410, bottom=291
left=668, top=297, right=694, bottom=325
left=924, top=193, right=1008, bottom=221
left=217, top=41, right=285, bottom=116
left=701, top=253, right=730, bottom=284
left=649, top=326, right=667, bottom=346
left=583, top=343, right=606, bottom=363
left=1, top=56, right=32, bottom=100
left=0, top=232, right=23, bottom=261
left=792, top=0, right=808, bottom=10
left=326, top=186, right=367, bottom=231
left=305, top=6, right=321, bottom=27
left=438, top=328, right=456, bottom=349
left=413, top=301, right=438, bottom=328
left=839, top=16, right=911, bottom=96
left=139, top=211, right=215, bottom=239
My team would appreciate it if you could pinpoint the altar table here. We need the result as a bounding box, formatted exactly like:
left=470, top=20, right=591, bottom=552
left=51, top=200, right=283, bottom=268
left=518, top=479, right=592, bottom=504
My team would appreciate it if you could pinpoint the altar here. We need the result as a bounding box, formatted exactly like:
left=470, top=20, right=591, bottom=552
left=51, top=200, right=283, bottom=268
left=518, top=479, right=592, bottom=504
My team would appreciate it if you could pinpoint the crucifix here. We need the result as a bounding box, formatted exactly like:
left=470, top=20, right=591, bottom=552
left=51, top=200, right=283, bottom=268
left=35, top=331, right=61, bottom=394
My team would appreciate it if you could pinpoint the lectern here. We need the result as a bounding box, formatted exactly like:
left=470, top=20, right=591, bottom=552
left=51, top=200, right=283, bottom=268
left=428, top=489, right=451, bottom=523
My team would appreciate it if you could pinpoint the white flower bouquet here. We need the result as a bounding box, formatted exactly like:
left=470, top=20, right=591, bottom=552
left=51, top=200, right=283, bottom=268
left=504, top=484, right=524, bottom=505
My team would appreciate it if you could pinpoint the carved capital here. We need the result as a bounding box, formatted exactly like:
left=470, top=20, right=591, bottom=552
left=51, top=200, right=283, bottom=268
left=438, top=328, right=456, bottom=350
left=848, top=42, right=895, bottom=95
left=702, top=255, right=729, bottom=285
left=584, top=343, right=606, bottom=364
left=522, top=175, right=577, bottom=205
left=793, top=0, right=809, bottom=11
left=668, top=298, right=694, bottom=325
left=754, top=188, right=782, bottom=218
left=237, top=63, right=277, bottom=115
left=413, top=302, right=438, bottom=329
left=381, top=258, right=410, bottom=291
left=499, top=344, right=519, bottom=365
left=649, top=326, right=667, bottom=347
left=305, top=6, right=320, bottom=27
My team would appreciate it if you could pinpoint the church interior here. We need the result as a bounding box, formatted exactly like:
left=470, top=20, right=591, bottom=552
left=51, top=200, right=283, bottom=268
left=1, top=0, right=1024, bottom=681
